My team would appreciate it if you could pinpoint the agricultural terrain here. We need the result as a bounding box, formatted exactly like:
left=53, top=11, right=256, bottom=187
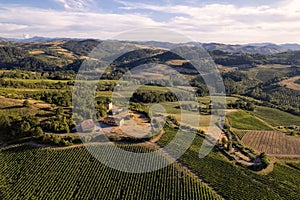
left=242, top=131, right=300, bottom=156
left=0, top=39, right=300, bottom=199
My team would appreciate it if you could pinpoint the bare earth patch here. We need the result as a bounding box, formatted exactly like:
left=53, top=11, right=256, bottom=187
left=279, top=76, right=300, bottom=91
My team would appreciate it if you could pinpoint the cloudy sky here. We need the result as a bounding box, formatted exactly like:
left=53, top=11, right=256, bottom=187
left=0, top=0, right=299, bottom=44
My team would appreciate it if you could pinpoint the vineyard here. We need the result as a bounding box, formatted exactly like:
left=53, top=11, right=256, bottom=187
left=231, top=129, right=248, bottom=140
left=226, top=110, right=273, bottom=130
left=0, top=144, right=221, bottom=200
left=251, top=106, right=300, bottom=126
left=242, top=131, right=300, bottom=155
left=158, top=127, right=300, bottom=199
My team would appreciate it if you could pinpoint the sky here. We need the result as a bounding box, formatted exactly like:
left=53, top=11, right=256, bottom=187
left=0, top=0, right=299, bottom=44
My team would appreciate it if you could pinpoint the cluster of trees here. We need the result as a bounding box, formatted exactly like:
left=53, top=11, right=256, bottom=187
left=249, top=85, right=300, bottom=115
left=131, top=90, right=177, bottom=103
left=211, top=50, right=300, bottom=66
left=95, top=100, right=108, bottom=119
left=42, top=107, right=74, bottom=133
left=0, top=115, right=43, bottom=141
left=219, top=69, right=300, bottom=115
left=129, top=102, right=149, bottom=118
left=210, top=51, right=265, bottom=67
left=132, top=88, right=197, bottom=103
left=227, top=99, right=255, bottom=111
left=38, top=134, right=81, bottom=146
left=0, top=70, right=76, bottom=80
left=0, top=46, right=56, bottom=71
left=250, top=152, right=270, bottom=171
left=24, top=91, right=72, bottom=107
left=61, top=39, right=100, bottom=56
left=0, top=79, right=73, bottom=90
left=190, top=76, right=209, bottom=96
left=96, top=82, right=116, bottom=91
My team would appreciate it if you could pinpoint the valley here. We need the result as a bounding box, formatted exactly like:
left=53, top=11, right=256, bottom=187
left=0, top=39, right=299, bottom=200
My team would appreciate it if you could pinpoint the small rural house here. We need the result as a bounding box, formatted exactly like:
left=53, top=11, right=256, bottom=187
left=80, top=119, right=95, bottom=132
left=104, top=102, right=113, bottom=111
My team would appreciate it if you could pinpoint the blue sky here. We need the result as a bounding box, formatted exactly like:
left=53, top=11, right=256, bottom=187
left=0, top=0, right=299, bottom=43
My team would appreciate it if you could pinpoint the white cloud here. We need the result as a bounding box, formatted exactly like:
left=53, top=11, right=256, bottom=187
left=0, top=4, right=163, bottom=40
left=0, top=0, right=300, bottom=43
left=55, top=0, right=95, bottom=11
left=117, top=0, right=300, bottom=43
left=0, top=23, right=28, bottom=32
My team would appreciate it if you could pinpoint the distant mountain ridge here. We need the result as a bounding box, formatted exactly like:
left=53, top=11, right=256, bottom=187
left=132, top=41, right=300, bottom=55
left=1, top=36, right=300, bottom=55
left=200, top=43, right=288, bottom=55
left=0, top=36, right=86, bottom=43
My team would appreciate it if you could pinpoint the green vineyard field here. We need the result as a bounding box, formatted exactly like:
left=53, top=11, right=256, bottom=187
left=158, top=127, right=300, bottom=200
left=0, top=144, right=221, bottom=200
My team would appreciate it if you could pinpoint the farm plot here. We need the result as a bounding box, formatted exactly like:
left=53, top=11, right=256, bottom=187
left=227, top=110, right=273, bottom=130
left=252, top=106, right=300, bottom=126
left=279, top=76, right=300, bottom=91
left=0, top=144, right=221, bottom=200
left=158, top=127, right=300, bottom=199
left=242, top=131, right=300, bottom=155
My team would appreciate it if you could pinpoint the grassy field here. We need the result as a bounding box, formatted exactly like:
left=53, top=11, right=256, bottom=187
left=0, top=144, right=221, bottom=200
left=148, top=101, right=212, bottom=131
left=227, top=110, right=273, bottom=130
left=252, top=106, right=300, bottom=126
left=247, top=65, right=292, bottom=81
left=242, top=130, right=300, bottom=155
left=0, top=96, right=53, bottom=117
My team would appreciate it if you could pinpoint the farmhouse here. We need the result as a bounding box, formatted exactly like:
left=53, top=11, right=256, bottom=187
left=104, top=102, right=113, bottom=111
left=80, top=119, right=95, bottom=132
left=103, top=102, right=126, bottom=126
left=103, top=117, right=125, bottom=126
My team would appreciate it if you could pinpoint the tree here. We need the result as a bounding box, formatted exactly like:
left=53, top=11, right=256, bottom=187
left=34, top=126, right=44, bottom=137
left=23, top=99, right=30, bottom=107
left=227, top=141, right=233, bottom=152
left=53, top=135, right=61, bottom=144
left=246, top=102, right=255, bottom=111
left=56, top=107, right=64, bottom=116
left=20, top=121, right=31, bottom=133
left=259, top=152, right=270, bottom=169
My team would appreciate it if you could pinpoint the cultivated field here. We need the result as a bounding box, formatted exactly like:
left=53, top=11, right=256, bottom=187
left=279, top=76, right=300, bottom=91
left=0, top=144, right=221, bottom=200
left=252, top=106, right=300, bottom=126
left=227, top=110, right=273, bottom=130
left=242, top=131, right=300, bottom=155
left=158, top=127, right=300, bottom=199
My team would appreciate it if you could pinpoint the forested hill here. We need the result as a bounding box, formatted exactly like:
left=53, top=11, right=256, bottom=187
left=0, top=39, right=300, bottom=72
